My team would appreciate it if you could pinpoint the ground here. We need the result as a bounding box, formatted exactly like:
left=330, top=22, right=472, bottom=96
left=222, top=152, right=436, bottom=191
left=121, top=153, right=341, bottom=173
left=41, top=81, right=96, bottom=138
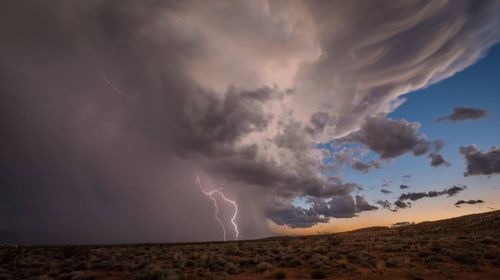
left=1, top=210, right=499, bottom=280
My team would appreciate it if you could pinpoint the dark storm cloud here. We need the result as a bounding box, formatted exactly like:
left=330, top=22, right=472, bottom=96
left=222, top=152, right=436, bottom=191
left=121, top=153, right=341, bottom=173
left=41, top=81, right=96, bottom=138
left=266, top=200, right=328, bottom=229
left=267, top=194, right=377, bottom=228
left=459, top=145, right=500, bottom=176
left=0, top=0, right=279, bottom=243
left=437, top=107, right=489, bottom=122
left=309, top=195, right=378, bottom=220
left=306, top=112, right=333, bottom=135
left=1, top=0, right=500, bottom=243
left=428, top=153, right=450, bottom=167
left=454, top=199, right=484, bottom=207
left=342, top=115, right=444, bottom=159
left=399, top=185, right=466, bottom=201
left=217, top=154, right=360, bottom=199
left=399, top=184, right=410, bottom=190
left=174, top=86, right=279, bottom=156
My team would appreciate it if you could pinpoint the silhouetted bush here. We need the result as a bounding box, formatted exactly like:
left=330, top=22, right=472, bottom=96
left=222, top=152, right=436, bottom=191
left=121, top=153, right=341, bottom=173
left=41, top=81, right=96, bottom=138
left=310, top=269, right=327, bottom=279
left=269, top=270, right=286, bottom=279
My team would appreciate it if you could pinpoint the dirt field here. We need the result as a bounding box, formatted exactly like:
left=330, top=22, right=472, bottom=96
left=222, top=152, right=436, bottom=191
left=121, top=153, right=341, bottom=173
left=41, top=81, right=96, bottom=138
left=1, top=210, right=499, bottom=279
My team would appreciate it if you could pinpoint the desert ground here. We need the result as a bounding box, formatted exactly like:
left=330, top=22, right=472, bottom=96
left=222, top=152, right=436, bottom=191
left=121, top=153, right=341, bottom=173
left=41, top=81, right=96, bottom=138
left=1, top=210, right=499, bottom=280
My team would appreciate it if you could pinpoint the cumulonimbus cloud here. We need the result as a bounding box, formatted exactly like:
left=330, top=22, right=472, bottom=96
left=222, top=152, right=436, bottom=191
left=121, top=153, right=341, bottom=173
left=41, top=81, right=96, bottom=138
left=1, top=0, right=499, bottom=242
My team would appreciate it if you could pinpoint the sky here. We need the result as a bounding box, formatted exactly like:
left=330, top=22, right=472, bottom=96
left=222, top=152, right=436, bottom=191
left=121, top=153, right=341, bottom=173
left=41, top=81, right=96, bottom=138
left=279, top=43, right=500, bottom=235
left=1, top=0, right=499, bottom=245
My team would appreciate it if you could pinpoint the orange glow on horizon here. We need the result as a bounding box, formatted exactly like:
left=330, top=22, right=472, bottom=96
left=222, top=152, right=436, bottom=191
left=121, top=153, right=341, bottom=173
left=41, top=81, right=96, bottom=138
left=269, top=200, right=498, bottom=236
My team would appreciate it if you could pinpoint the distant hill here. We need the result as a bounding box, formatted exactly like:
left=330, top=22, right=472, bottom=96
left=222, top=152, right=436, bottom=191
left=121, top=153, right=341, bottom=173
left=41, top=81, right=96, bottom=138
left=1, top=210, right=499, bottom=279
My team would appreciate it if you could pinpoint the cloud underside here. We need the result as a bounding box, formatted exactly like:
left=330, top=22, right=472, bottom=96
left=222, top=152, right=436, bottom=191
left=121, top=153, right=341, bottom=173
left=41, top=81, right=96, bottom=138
left=269, top=195, right=377, bottom=228
left=338, top=115, right=450, bottom=170
left=1, top=0, right=500, bottom=241
left=341, top=115, right=444, bottom=159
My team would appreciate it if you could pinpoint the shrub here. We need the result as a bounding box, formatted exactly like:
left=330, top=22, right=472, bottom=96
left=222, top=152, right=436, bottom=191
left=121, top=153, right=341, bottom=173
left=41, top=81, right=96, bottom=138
left=256, top=262, right=271, bottom=273
left=384, top=258, right=399, bottom=268
left=70, top=271, right=97, bottom=280
left=269, top=270, right=286, bottom=279
left=417, top=251, right=431, bottom=258
left=134, top=266, right=179, bottom=280
left=450, top=249, right=481, bottom=265
left=376, top=260, right=385, bottom=271
left=0, top=250, right=20, bottom=264
left=310, top=269, right=327, bottom=279
left=0, top=273, right=13, bottom=280
left=224, top=262, right=240, bottom=275
left=429, top=241, right=442, bottom=253
left=62, top=247, right=89, bottom=259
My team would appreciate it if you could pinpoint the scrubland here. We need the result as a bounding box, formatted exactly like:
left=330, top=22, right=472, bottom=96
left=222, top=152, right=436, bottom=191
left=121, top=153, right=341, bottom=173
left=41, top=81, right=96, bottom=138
left=1, top=210, right=499, bottom=280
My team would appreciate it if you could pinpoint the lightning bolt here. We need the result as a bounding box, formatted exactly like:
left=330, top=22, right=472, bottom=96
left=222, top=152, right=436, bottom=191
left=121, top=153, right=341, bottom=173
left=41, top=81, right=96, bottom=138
left=99, top=69, right=131, bottom=97
left=196, top=175, right=239, bottom=241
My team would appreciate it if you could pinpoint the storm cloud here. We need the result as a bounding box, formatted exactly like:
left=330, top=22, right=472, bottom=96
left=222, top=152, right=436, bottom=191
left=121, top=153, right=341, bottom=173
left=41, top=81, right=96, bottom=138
left=267, top=194, right=378, bottom=228
left=295, top=0, right=500, bottom=137
left=310, top=195, right=378, bottom=220
left=342, top=115, right=444, bottom=159
left=437, top=107, right=489, bottom=122
left=1, top=0, right=499, bottom=243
